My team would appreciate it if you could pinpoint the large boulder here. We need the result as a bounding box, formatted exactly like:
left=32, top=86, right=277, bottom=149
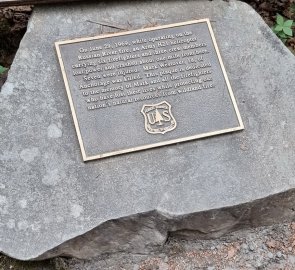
left=0, top=0, right=295, bottom=260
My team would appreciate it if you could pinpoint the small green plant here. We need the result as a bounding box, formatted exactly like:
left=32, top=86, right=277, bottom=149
left=272, top=14, right=294, bottom=43
left=0, top=65, right=8, bottom=75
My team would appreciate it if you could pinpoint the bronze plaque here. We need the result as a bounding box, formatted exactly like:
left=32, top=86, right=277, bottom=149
left=55, top=19, right=244, bottom=161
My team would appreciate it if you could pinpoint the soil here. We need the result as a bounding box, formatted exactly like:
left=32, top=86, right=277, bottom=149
left=0, top=6, right=32, bottom=65
left=0, top=1, right=295, bottom=269
left=2, top=222, right=295, bottom=269
left=245, top=0, right=295, bottom=52
left=0, top=5, right=32, bottom=85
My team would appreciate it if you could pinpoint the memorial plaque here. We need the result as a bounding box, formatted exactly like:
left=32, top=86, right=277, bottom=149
left=55, top=19, right=244, bottom=161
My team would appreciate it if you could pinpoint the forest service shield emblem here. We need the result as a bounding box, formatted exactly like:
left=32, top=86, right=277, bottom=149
left=141, top=101, right=177, bottom=134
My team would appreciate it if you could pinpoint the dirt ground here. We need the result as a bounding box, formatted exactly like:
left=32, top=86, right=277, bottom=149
left=0, top=5, right=32, bottom=86
left=245, top=0, right=295, bottom=51
left=0, top=1, right=295, bottom=269
left=2, top=222, right=295, bottom=269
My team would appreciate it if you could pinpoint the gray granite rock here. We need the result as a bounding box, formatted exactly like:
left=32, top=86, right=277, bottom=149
left=0, top=0, right=295, bottom=261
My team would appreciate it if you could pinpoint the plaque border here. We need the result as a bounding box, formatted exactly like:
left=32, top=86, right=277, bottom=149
left=55, top=19, right=244, bottom=161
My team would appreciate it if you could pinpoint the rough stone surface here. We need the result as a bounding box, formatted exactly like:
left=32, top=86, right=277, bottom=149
left=51, top=222, right=295, bottom=269
left=0, top=0, right=295, bottom=261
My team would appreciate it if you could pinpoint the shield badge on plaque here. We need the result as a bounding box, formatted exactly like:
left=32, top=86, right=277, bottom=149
left=141, top=101, right=177, bottom=134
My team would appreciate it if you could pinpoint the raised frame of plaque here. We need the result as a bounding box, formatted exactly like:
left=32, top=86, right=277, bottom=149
left=55, top=19, right=244, bottom=161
